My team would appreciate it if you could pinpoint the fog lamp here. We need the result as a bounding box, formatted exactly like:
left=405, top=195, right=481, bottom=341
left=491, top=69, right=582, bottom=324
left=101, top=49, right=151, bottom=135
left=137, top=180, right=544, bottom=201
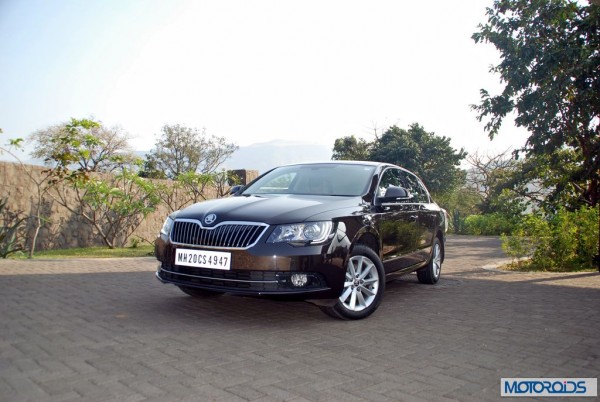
left=291, top=273, right=309, bottom=287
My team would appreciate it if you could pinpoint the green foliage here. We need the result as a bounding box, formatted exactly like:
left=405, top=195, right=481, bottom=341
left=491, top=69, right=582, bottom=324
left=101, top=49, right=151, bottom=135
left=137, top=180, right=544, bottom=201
left=501, top=233, right=534, bottom=267
left=464, top=213, right=519, bottom=236
left=501, top=214, right=549, bottom=266
left=472, top=0, right=600, bottom=209
left=502, top=207, right=599, bottom=271
left=332, top=135, right=371, bottom=160
left=0, top=198, right=27, bottom=258
left=176, top=171, right=215, bottom=201
left=139, top=158, right=167, bottom=179
left=214, top=170, right=242, bottom=198
left=331, top=124, right=467, bottom=196
left=370, top=124, right=467, bottom=196
left=434, top=186, right=482, bottom=234
left=24, top=118, right=161, bottom=249
left=1, top=129, right=25, bottom=158
left=141, top=124, right=238, bottom=179
left=155, top=169, right=240, bottom=213
left=9, top=138, right=23, bottom=147
left=0, top=128, right=22, bottom=148
left=30, top=118, right=136, bottom=193
left=487, top=188, right=528, bottom=218
left=72, top=167, right=161, bottom=248
left=465, top=150, right=531, bottom=215
left=434, top=186, right=481, bottom=216
left=4, top=120, right=239, bottom=252
left=30, top=118, right=135, bottom=178
left=449, top=210, right=468, bottom=235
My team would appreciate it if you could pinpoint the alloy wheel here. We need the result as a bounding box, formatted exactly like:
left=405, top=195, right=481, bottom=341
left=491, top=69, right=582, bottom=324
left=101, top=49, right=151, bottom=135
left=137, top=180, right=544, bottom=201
left=339, top=255, right=380, bottom=312
left=432, top=242, right=442, bottom=279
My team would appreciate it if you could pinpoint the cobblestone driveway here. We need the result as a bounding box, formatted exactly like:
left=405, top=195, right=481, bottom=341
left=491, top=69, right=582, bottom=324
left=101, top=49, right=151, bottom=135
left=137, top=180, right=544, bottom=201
left=1, top=236, right=599, bottom=401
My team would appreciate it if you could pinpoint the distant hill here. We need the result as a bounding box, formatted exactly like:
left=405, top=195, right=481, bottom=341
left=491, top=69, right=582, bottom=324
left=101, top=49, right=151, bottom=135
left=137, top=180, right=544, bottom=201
left=223, top=140, right=332, bottom=173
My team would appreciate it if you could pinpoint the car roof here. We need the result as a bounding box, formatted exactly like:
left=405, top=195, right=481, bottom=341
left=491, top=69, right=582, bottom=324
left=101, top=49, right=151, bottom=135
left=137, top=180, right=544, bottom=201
left=277, top=160, right=390, bottom=168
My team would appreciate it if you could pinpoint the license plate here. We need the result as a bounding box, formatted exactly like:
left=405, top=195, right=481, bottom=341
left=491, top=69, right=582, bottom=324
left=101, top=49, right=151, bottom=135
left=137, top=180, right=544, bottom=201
left=175, top=249, right=231, bottom=270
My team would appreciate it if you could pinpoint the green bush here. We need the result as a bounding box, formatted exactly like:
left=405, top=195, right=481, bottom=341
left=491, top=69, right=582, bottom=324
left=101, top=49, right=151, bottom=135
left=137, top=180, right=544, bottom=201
left=449, top=210, right=468, bottom=234
left=557, top=206, right=599, bottom=268
left=502, top=207, right=599, bottom=271
left=501, top=214, right=550, bottom=267
left=464, top=213, right=518, bottom=236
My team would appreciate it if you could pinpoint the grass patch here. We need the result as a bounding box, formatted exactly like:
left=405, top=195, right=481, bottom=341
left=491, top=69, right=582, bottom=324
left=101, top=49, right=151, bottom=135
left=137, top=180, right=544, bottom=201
left=501, top=260, right=597, bottom=273
left=12, top=245, right=154, bottom=259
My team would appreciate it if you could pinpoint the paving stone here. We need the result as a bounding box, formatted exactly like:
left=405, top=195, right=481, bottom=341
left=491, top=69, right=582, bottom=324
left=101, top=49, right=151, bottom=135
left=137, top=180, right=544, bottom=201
left=0, top=236, right=598, bottom=401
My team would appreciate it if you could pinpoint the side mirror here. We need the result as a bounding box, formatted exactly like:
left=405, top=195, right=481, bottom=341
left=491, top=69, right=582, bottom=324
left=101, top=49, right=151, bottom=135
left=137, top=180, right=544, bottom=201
left=380, top=186, right=412, bottom=203
left=229, top=185, right=244, bottom=195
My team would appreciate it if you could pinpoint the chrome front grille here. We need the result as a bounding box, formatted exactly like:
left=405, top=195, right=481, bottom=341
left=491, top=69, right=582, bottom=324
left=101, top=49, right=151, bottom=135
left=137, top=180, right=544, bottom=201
left=170, top=219, right=268, bottom=249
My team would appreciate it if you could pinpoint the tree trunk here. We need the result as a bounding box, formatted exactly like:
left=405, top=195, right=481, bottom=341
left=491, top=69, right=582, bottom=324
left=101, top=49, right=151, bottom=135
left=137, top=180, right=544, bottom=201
left=28, top=214, right=41, bottom=259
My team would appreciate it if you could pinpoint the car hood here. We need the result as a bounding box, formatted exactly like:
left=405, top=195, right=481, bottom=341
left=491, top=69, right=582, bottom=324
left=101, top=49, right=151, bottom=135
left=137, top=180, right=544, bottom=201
left=175, top=194, right=363, bottom=225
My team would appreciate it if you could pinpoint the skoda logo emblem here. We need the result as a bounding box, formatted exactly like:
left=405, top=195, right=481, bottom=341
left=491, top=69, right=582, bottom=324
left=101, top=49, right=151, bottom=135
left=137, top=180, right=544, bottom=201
left=204, top=214, right=217, bottom=225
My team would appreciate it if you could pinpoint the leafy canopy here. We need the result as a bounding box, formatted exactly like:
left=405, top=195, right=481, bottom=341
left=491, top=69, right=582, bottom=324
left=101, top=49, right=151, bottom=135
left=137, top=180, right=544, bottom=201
left=333, top=124, right=467, bottom=196
left=141, top=124, right=238, bottom=179
left=29, top=118, right=135, bottom=174
left=472, top=0, right=600, bottom=207
left=332, top=136, right=371, bottom=161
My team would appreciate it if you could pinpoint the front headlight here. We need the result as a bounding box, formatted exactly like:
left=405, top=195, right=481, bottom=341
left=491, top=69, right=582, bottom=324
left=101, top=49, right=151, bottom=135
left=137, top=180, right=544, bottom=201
left=267, top=221, right=333, bottom=245
left=160, top=216, right=175, bottom=237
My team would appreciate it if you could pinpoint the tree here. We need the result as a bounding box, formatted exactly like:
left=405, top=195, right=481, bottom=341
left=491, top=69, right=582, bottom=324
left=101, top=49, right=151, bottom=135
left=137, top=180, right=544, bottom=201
left=499, top=149, right=582, bottom=211
left=67, top=167, right=160, bottom=248
left=155, top=170, right=241, bottom=214
left=20, top=118, right=142, bottom=252
left=434, top=186, right=482, bottom=234
left=472, top=0, right=600, bottom=265
left=369, top=124, right=467, bottom=195
left=44, top=159, right=161, bottom=249
left=141, top=124, right=238, bottom=179
left=26, top=119, right=160, bottom=249
left=29, top=118, right=136, bottom=173
left=1, top=138, right=55, bottom=258
left=465, top=149, right=529, bottom=216
left=332, top=135, right=371, bottom=160
left=0, top=197, right=27, bottom=258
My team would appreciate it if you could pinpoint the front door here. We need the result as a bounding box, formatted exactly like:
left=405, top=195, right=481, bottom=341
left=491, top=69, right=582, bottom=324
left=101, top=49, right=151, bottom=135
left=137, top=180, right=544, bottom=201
left=375, top=168, right=421, bottom=272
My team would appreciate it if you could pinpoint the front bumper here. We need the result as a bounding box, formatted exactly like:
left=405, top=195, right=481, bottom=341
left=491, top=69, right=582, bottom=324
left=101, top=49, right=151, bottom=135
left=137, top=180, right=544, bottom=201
left=155, top=236, right=349, bottom=300
left=156, top=263, right=331, bottom=296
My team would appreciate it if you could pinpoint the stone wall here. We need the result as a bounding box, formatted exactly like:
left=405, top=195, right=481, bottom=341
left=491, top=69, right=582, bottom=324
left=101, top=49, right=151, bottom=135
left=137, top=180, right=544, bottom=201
left=0, top=161, right=258, bottom=250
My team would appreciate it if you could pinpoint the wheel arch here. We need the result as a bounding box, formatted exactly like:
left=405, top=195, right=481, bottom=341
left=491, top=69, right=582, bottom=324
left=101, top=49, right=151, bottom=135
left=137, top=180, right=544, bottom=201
left=352, top=231, right=380, bottom=257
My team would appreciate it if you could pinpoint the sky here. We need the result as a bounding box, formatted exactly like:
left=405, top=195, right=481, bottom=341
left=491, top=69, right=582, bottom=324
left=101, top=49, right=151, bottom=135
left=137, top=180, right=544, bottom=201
left=0, top=0, right=530, bottom=161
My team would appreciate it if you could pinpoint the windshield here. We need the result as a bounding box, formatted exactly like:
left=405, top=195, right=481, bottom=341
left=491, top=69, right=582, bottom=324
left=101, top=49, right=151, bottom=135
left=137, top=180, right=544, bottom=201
left=242, top=164, right=376, bottom=196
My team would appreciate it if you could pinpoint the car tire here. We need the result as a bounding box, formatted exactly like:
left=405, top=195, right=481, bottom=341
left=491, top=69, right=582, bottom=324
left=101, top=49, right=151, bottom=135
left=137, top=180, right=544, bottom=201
left=417, top=237, right=442, bottom=284
left=319, top=244, right=385, bottom=320
left=178, top=286, right=223, bottom=298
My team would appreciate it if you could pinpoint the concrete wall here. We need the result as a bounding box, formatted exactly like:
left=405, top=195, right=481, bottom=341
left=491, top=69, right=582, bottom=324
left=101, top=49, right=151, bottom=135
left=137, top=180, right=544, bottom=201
left=0, top=161, right=258, bottom=250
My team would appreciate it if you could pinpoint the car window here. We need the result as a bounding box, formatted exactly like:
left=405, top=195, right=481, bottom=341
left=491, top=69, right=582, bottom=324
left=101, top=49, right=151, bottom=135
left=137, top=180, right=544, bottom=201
left=377, top=168, right=430, bottom=203
left=377, top=168, right=403, bottom=198
left=398, top=170, right=430, bottom=203
left=243, top=164, right=376, bottom=196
